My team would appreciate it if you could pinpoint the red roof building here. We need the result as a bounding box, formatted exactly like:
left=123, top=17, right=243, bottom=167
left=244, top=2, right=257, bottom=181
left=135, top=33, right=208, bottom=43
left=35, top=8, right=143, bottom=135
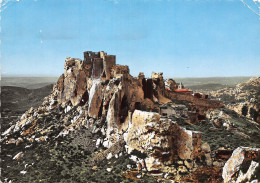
left=174, top=89, right=191, bottom=92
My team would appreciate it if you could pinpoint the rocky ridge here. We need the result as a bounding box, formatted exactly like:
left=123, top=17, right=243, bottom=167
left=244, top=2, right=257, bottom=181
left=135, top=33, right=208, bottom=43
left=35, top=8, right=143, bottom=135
left=195, top=77, right=260, bottom=123
left=1, top=51, right=259, bottom=182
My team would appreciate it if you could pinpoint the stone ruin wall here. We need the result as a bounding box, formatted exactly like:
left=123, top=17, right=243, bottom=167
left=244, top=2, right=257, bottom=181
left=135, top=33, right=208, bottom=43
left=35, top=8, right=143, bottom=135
left=83, top=51, right=116, bottom=80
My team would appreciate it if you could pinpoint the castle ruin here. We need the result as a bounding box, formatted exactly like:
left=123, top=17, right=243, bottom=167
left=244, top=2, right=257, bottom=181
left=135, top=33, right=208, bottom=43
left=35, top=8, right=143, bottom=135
left=83, top=51, right=116, bottom=80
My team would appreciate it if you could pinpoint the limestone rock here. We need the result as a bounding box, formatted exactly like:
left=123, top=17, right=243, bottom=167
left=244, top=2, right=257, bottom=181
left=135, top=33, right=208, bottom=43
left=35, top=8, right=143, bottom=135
left=236, top=161, right=259, bottom=183
left=13, top=152, right=24, bottom=160
left=1, top=51, right=228, bottom=182
left=227, top=102, right=259, bottom=122
left=222, top=147, right=260, bottom=183
left=2, top=125, right=14, bottom=136
left=124, top=110, right=205, bottom=172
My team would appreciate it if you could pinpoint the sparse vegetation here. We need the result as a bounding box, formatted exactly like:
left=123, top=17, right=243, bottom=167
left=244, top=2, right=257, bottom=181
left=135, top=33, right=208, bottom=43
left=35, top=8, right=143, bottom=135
left=172, top=109, right=260, bottom=151
left=1, top=135, right=145, bottom=182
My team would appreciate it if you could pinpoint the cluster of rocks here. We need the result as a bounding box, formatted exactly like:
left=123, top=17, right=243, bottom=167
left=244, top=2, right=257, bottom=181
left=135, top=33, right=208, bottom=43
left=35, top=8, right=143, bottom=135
left=1, top=51, right=259, bottom=182
left=206, top=110, right=233, bottom=129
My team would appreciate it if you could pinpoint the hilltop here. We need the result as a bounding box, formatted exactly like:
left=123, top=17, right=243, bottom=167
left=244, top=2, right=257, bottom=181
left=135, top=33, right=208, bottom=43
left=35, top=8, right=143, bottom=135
left=1, top=51, right=259, bottom=183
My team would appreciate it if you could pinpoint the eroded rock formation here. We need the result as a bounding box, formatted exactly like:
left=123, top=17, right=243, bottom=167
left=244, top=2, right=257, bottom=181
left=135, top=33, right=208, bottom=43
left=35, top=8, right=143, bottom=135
left=1, top=51, right=259, bottom=182
left=222, top=147, right=260, bottom=183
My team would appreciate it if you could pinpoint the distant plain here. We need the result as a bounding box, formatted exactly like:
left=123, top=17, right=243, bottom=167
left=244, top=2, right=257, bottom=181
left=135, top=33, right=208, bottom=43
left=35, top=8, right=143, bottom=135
left=1, top=76, right=252, bottom=90
left=1, top=77, right=58, bottom=89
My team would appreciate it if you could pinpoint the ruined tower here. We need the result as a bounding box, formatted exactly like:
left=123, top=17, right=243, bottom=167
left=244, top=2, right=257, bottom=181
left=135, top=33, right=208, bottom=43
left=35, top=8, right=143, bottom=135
left=83, top=51, right=116, bottom=80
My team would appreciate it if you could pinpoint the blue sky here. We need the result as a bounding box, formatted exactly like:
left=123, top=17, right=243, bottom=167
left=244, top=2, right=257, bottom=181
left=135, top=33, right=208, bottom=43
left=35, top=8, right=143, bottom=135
left=1, top=0, right=259, bottom=78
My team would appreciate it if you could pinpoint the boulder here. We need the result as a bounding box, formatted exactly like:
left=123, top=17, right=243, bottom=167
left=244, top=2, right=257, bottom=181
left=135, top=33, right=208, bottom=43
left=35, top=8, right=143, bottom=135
left=222, top=147, right=260, bottom=183
left=13, top=152, right=24, bottom=160
left=124, top=110, right=205, bottom=173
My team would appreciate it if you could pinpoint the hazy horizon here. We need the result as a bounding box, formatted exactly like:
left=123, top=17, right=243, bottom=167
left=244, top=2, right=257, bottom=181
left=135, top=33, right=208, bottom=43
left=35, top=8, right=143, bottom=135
left=1, top=75, right=257, bottom=79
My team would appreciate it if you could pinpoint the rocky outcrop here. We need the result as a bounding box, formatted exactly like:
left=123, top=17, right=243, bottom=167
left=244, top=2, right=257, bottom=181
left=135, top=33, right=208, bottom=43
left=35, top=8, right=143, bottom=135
left=227, top=102, right=259, bottom=123
left=206, top=110, right=232, bottom=128
left=122, top=110, right=221, bottom=182
left=165, top=79, right=178, bottom=91
left=222, top=147, right=260, bottom=183
left=3, top=51, right=258, bottom=182
left=3, top=51, right=223, bottom=141
left=125, top=110, right=202, bottom=160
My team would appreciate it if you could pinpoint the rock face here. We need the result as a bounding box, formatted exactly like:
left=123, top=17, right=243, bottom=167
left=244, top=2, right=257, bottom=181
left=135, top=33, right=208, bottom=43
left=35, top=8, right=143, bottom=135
left=124, top=110, right=207, bottom=178
left=222, top=147, right=260, bottom=183
left=46, top=51, right=223, bottom=150
left=2, top=51, right=259, bottom=182
left=227, top=102, right=259, bottom=122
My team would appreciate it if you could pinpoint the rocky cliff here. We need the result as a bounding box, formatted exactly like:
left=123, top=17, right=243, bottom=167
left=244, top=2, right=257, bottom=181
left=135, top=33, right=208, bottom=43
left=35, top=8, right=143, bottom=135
left=1, top=51, right=259, bottom=182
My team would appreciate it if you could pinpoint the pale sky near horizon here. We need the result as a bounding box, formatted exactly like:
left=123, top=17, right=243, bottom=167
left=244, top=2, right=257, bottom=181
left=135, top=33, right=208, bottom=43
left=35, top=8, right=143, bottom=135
left=1, top=0, right=260, bottom=78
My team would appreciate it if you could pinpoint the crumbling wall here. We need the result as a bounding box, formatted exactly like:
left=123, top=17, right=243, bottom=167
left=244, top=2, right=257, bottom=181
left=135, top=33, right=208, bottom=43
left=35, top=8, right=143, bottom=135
left=142, top=79, right=153, bottom=100
left=103, top=55, right=116, bottom=80
left=83, top=51, right=115, bottom=80
left=165, top=91, right=223, bottom=109
left=92, top=58, right=104, bottom=78
left=111, top=65, right=129, bottom=78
